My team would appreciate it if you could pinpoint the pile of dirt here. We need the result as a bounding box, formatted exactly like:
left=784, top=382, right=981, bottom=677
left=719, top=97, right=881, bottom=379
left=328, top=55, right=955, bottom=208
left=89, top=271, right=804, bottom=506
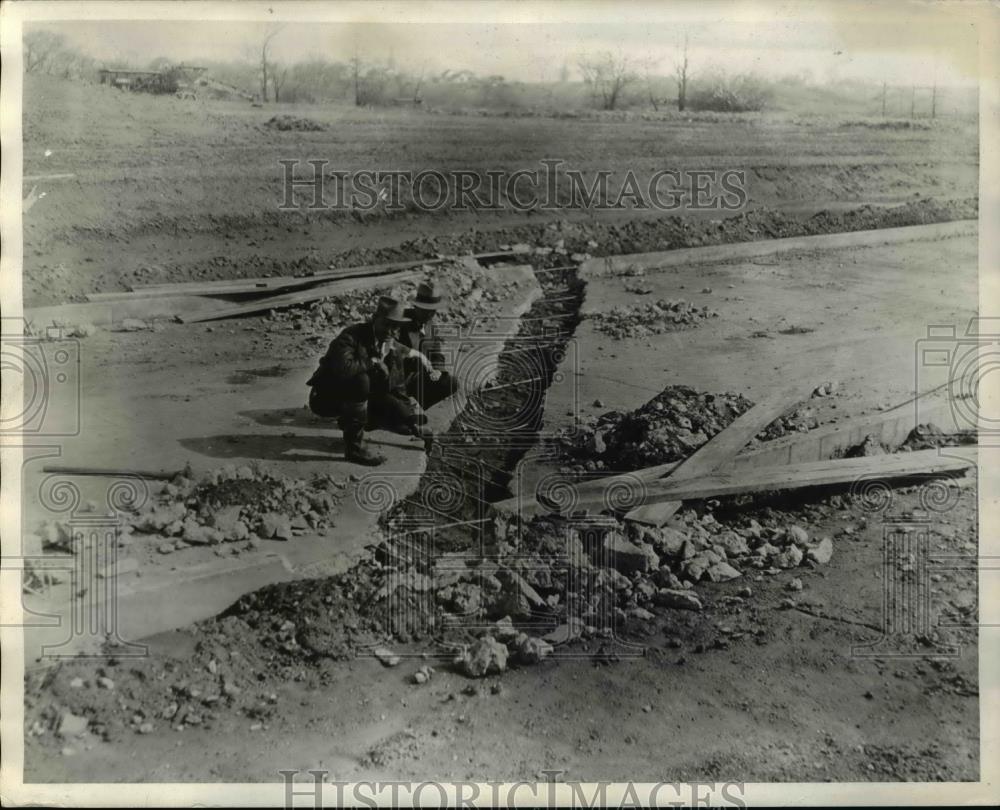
left=840, top=119, right=932, bottom=131
left=263, top=114, right=325, bottom=132
left=553, top=385, right=823, bottom=474
left=267, top=259, right=525, bottom=336
left=32, top=197, right=978, bottom=306
left=20, top=465, right=346, bottom=568
left=586, top=299, right=717, bottom=339
left=132, top=464, right=344, bottom=554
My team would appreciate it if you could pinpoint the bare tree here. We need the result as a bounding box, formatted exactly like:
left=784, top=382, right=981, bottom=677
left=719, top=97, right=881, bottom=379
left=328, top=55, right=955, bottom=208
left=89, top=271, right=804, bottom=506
left=259, top=25, right=284, bottom=103
left=23, top=30, right=65, bottom=74
left=577, top=52, right=639, bottom=110
left=411, top=61, right=428, bottom=103
left=675, top=34, right=690, bottom=112
left=349, top=47, right=362, bottom=105
left=270, top=64, right=289, bottom=103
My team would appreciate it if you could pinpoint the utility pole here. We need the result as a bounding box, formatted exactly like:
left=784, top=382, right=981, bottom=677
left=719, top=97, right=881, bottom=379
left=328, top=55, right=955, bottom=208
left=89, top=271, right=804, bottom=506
left=881, top=81, right=887, bottom=117
left=931, top=81, right=937, bottom=119
left=910, top=86, right=915, bottom=119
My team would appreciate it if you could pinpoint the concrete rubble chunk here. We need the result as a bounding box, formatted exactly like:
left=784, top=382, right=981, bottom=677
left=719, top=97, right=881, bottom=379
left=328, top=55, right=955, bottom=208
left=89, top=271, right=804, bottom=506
left=182, top=524, right=222, bottom=546
left=259, top=512, right=292, bottom=541
left=438, top=582, right=482, bottom=615
left=654, top=589, right=703, bottom=611
left=461, top=636, right=508, bottom=678
left=682, top=550, right=722, bottom=582
left=807, top=537, right=834, bottom=565
left=776, top=544, right=804, bottom=569
left=542, top=618, right=584, bottom=644
left=706, top=561, right=742, bottom=582
left=488, top=570, right=545, bottom=620
left=600, top=534, right=659, bottom=576
left=58, top=711, right=89, bottom=739
left=786, top=525, right=809, bottom=545
left=712, top=531, right=750, bottom=558
left=493, top=616, right=519, bottom=643
left=517, top=636, right=554, bottom=664
left=373, top=647, right=401, bottom=667
left=652, top=526, right=689, bottom=557
left=211, top=505, right=244, bottom=539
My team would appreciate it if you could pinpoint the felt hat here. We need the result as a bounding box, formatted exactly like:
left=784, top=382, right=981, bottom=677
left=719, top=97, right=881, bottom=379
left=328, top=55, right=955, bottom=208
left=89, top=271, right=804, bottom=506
left=375, top=296, right=409, bottom=323
left=413, top=278, right=445, bottom=311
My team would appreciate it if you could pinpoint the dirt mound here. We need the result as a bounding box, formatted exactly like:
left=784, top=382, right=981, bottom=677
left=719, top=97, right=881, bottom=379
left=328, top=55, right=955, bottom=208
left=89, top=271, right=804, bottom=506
left=24, top=197, right=978, bottom=306
left=840, top=119, right=932, bottom=131
left=554, top=384, right=823, bottom=473
left=29, top=466, right=344, bottom=572
left=263, top=114, right=325, bottom=131
left=268, top=258, right=523, bottom=337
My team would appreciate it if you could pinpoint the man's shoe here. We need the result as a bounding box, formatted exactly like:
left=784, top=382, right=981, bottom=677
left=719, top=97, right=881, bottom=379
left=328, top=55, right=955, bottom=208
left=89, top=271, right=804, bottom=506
left=345, top=443, right=386, bottom=466
left=411, top=424, right=436, bottom=454
left=344, top=429, right=386, bottom=466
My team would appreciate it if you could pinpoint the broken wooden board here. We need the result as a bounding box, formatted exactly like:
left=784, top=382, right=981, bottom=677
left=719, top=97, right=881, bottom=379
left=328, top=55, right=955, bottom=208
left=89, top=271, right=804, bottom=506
left=132, top=258, right=447, bottom=297
left=623, top=379, right=820, bottom=526
left=178, top=270, right=422, bottom=323
left=578, top=447, right=974, bottom=514
left=109, top=250, right=521, bottom=302
left=728, top=394, right=955, bottom=468
left=43, top=464, right=186, bottom=480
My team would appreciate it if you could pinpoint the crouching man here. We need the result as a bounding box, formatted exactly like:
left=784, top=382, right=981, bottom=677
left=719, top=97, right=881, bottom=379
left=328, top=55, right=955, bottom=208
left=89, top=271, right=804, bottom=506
left=399, top=279, right=460, bottom=414
left=307, top=296, right=434, bottom=466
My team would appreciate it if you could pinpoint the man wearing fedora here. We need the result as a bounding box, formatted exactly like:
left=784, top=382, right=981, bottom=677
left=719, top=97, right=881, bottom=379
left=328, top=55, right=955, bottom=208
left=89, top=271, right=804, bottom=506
left=307, top=296, right=435, bottom=466
left=400, top=278, right=460, bottom=414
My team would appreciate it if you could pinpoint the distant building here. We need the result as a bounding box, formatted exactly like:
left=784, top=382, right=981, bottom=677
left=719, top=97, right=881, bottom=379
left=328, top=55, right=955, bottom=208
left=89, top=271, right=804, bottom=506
left=98, top=65, right=206, bottom=95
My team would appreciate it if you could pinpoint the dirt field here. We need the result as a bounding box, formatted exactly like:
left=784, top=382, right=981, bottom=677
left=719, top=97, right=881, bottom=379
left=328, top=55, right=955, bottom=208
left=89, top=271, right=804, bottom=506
left=22, top=74, right=977, bottom=305
left=18, top=76, right=980, bottom=784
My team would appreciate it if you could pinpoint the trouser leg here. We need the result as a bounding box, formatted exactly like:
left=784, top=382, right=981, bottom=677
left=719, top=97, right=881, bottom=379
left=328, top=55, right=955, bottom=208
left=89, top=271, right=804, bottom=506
left=368, top=393, right=419, bottom=435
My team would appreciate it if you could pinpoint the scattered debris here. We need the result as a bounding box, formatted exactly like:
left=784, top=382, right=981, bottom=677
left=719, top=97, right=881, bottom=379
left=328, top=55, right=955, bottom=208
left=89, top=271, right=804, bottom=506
left=587, top=299, right=717, bottom=339
left=266, top=259, right=520, bottom=336
left=460, top=636, right=509, bottom=678
left=374, top=647, right=401, bottom=667
left=554, top=384, right=823, bottom=473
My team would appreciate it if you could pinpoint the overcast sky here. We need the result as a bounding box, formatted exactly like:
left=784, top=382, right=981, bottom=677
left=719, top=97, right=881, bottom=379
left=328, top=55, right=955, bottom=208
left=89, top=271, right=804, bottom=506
left=25, top=1, right=981, bottom=86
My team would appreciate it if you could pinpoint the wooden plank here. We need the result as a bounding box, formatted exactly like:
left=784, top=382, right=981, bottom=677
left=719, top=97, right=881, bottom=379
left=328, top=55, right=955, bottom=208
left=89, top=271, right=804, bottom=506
left=43, top=464, right=184, bottom=480
left=624, top=380, right=819, bottom=526
left=729, top=394, right=954, bottom=469
left=553, top=447, right=974, bottom=514
left=23, top=173, right=76, bottom=182
left=178, top=270, right=421, bottom=323
left=127, top=251, right=519, bottom=298
left=495, top=391, right=961, bottom=519
left=87, top=283, right=288, bottom=302
left=134, top=258, right=447, bottom=295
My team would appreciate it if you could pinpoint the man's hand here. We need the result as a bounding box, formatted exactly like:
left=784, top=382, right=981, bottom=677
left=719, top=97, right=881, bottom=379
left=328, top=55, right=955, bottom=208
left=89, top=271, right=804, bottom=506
left=428, top=369, right=442, bottom=382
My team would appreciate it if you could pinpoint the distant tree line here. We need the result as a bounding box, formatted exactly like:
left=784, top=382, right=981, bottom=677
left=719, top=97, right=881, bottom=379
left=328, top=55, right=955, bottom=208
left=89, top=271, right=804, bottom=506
left=22, top=27, right=975, bottom=118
